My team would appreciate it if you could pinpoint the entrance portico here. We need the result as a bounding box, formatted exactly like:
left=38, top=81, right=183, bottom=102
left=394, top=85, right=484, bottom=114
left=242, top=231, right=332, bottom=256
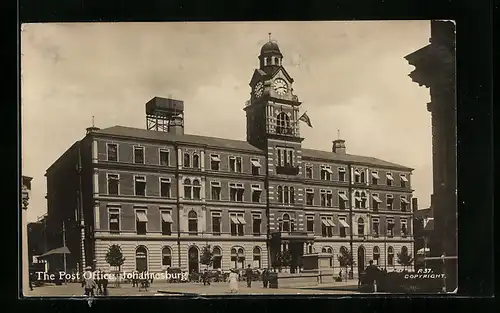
left=270, top=231, right=314, bottom=273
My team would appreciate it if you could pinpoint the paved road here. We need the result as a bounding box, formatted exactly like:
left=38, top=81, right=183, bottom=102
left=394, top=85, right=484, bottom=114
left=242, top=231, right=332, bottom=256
left=24, top=281, right=360, bottom=297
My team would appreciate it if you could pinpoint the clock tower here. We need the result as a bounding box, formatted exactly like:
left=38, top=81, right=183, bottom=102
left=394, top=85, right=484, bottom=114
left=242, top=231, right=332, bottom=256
left=244, top=37, right=303, bottom=149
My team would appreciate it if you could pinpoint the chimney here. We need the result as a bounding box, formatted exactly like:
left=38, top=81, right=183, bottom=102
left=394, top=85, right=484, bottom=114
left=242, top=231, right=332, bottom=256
left=332, top=139, right=346, bottom=154
left=412, top=198, right=418, bottom=211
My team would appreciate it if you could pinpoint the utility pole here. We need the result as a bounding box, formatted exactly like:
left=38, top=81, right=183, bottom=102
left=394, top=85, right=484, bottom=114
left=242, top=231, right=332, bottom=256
left=62, top=220, right=67, bottom=273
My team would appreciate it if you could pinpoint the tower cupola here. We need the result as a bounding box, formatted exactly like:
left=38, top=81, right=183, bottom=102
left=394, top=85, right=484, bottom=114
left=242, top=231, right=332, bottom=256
left=259, top=33, right=283, bottom=73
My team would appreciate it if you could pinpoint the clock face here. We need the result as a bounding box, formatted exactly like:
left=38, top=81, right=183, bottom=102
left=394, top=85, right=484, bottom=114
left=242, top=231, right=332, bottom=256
left=254, top=82, right=264, bottom=98
left=273, top=78, right=288, bottom=95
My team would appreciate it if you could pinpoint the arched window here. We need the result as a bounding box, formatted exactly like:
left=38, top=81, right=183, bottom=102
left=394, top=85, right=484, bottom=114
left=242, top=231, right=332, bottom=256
left=237, top=247, right=245, bottom=268
left=266, top=57, right=271, bottom=66
left=388, top=246, right=394, bottom=266
left=253, top=246, right=261, bottom=268
left=213, top=247, right=222, bottom=269
left=360, top=171, right=365, bottom=183
left=188, top=211, right=198, bottom=235
left=192, top=179, right=201, bottom=199
left=401, top=246, right=408, bottom=254
left=322, top=247, right=327, bottom=253
left=290, top=187, right=295, bottom=204
left=184, top=178, right=192, bottom=199
left=277, top=186, right=283, bottom=203
left=135, top=245, right=148, bottom=272
left=276, top=112, right=290, bottom=134
left=162, top=246, right=172, bottom=267
left=184, top=153, right=191, bottom=167
left=355, top=191, right=361, bottom=208
left=373, top=246, right=380, bottom=265
left=327, top=247, right=333, bottom=254
left=284, top=186, right=289, bottom=204
left=282, top=214, right=290, bottom=232
left=192, top=154, right=200, bottom=168
left=357, top=217, right=365, bottom=236
left=308, top=244, right=313, bottom=254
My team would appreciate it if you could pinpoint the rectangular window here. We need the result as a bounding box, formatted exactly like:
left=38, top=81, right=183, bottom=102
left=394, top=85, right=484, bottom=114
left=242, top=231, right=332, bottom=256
left=107, top=174, right=119, bottom=195
left=230, top=213, right=245, bottom=236
left=371, top=171, right=379, bottom=185
left=354, top=169, right=361, bottom=183
left=401, top=219, right=408, bottom=237
left=305, top=164, right=313, bottom=179
left=134, top=146, right=145, bottom=164
left=160, top=210, right=173, bottom=235
left=108, top=208, right=120, bottom=233
left=135, top=210, right=148, bottom=235
left=320, top=190, right=327, bottom=207
left=338, top=167, right=346, bottom=182
left=306, top=188, right=314, bottom=205
left=211, top=182, right=221, bottom=200
left=134, top=176, right=146, bottom=196
left=106, top=143, right=118, bottom=162
left=386, top=172, right=394, bottom=186
left=306, top=215, right=314, bottom=232
left=320, top=166, right=332, bottom=181
left=386, top=195, right=394, bottom=210
left=338, top=191, right=348, bottom=209
left=372, top=193, right=382, bottom=211
left=372, top=218, right=380, bottom=237
left=251, top=158, right=261, bottom=175
left=321, top=217, right=334, bottom=237
left=400, top=174, right=408, bottom=188
left=400, top=195, right=410, bottom=211
left=160, top=178, right=171, bottom=198
left=229, top=156, right=242, bottom=172
left=159, top=149, right=169, bottom=166
left=327, top=190, right=333, bottom=207
left=387, top=219, right=395, bottom=237
left=212, top=212, right=221, bottom=236
left=251, top=184, right=262, bottom=203
left=252, top=213, right=261, bottom=236
left=210, top=154, right=221, bottom=171
left=277, top=147, right=294, bottom=167
left=229, top=183, right=244, bottom=202
left=339, top=217, right=349, bottom=238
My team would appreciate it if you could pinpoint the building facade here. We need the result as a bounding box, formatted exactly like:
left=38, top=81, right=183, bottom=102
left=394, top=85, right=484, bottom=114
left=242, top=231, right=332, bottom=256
left=405, top=20, right=457, bottom=290
left=46, top=40, right=415, bottom=275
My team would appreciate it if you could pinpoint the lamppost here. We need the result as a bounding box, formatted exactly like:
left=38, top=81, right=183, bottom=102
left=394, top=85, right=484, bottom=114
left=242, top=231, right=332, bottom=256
left=22, top=185, right=30, bottom=293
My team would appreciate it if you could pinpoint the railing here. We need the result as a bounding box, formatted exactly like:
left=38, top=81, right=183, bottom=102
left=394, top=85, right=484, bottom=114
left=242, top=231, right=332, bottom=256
left=276, top=165, right=300, bottom=175
left=275, top=126, right=296, bottom=136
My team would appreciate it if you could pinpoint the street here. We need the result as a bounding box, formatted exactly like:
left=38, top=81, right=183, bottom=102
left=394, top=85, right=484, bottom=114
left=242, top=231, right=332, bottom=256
left=24, top=281, right=361, bottom=297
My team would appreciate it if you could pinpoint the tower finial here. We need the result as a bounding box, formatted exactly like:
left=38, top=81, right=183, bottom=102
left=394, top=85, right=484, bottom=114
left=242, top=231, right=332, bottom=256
left=92, top=116, right=95, bottom=127
left=269, top=33, right=271, bottom=41
left=337, top=129, right=340, bottom=139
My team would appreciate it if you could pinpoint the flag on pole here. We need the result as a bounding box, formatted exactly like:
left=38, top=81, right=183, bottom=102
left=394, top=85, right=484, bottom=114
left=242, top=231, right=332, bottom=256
left=298, top=112, right=313, bottom=128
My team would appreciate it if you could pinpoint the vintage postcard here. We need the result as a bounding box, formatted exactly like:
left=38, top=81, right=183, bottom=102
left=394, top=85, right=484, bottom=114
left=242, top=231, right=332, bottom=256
left=20, top=20, right=457, bottom=297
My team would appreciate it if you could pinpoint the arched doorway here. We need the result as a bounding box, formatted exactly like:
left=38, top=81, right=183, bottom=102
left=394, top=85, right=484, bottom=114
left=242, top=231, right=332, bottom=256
left=135, top=246, right=148, bottom=272
left=188, top=246, right=199, bottom=273
left=357, top=246, right=365, bottom=272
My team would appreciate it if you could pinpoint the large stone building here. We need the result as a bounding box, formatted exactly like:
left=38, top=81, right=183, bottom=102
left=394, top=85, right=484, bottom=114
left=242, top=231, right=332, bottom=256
left=45, top=40, right=415, bottom=275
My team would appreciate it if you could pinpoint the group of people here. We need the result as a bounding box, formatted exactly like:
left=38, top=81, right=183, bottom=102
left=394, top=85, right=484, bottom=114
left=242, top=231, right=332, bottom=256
left=81, top=267, right=109, bottom=296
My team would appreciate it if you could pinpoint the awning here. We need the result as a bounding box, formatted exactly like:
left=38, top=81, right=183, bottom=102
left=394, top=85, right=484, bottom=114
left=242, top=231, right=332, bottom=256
left=250, top=160, right=262, bottom=168
left=372, top=195, right=382, bottom=203
left=230, top=216, right=240, bottom=224
left=339, top=194, right=348, bottom=201
left=424, top=219, right=434, bottom=231
left=401, top=197, right=410, bottom=204
left=136, top=212, right=148, bottom=222
left=386, top=174, right=394, bottom=181
left=354, top=196, right=362, bottom=202
left=325, top=168, right=333, bottom=174
left=339, top=220, right=350, bottom=228
left=327, top=220, right=336, bottom=227
left=237, top=217, right=247, bottom=224
left=161, top=212, right=173, bottom=223
left=371, top=172, right=380, bottom=179
left=251, top=185, right=262, bottom=191
left=211, top=155, right=221, bottom=162
left=400, top=175, right=409, bottom=182
left=321, top=220, right=330, bottom=226
left=417, top=248, right=430, bottom=254
left=40, top=246, right=71, bottom=258
left=110, top=217, right=118, bottom=223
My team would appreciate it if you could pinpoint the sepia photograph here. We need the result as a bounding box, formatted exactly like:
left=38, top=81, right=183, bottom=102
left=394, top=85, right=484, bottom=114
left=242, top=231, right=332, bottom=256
left=20, top=20, right=457, bottom=297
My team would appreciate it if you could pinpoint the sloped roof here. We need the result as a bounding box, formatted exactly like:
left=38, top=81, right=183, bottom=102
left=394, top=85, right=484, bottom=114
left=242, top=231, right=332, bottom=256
left=93, top=126, right=412, bottom=170
left=94, top=126, right=263, bottom=152
left=302, top=148, right=412, bottom=170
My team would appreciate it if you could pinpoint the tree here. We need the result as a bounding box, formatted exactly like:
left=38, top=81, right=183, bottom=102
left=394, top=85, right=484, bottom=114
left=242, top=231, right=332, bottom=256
left=337, top=249, right=355, bottom=281
left=200, top=245, right=214, bottom=269
left=397, top=249, right=414, bottom=271
left=281, top=249, right=292, bottom=268
left=105, top=244, right=125, bottom=287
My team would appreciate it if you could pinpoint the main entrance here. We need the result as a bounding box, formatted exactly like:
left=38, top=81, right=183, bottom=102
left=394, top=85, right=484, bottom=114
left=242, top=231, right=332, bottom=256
left=188, top=246, right=199, bottom=273
left=358, top=246, right=365, bottom=273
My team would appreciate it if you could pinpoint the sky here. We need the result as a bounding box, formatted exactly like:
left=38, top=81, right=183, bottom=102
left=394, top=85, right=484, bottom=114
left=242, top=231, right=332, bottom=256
left=21, top=21, right=432, bottom=222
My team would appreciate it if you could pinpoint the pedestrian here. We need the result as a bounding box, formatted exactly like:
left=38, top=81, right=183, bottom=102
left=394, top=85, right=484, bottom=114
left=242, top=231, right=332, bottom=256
left=228, top=269, right=239, bottom=293
left=245, top=265, right=253, bottom=288
left=102, top=271, right=109, bottom=296
left=96, top=269, right=103, bottom=295
left=132, top=270, right=138, bottom=287
left=202, top=269, right=211, bottom=286
left=364, top=260, right=379, bottom=293
left=83, top=267, right=97, bottom=297
left=262, top=269, right=268, bottom=288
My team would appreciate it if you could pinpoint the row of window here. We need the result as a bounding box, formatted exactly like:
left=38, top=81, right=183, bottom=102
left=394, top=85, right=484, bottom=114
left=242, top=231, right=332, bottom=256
left=105, top=144, right=409, bottom=188
left=317, top=246, right=409, bottom=267
left=133, top=245, right=263, bottom=270
left=106, top=143, right=263, bottom=174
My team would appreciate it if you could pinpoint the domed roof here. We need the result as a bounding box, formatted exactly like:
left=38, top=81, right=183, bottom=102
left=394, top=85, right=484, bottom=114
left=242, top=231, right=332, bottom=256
left=260, top=41, right=281, bottom=54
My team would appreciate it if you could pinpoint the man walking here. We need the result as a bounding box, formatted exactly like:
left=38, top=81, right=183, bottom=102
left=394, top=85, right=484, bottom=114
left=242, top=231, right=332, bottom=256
left=245, top=265, right=253, bottom=288
left=364, top=260, right=379, bottom=293
left=83, top=267, right=97, bottom=297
